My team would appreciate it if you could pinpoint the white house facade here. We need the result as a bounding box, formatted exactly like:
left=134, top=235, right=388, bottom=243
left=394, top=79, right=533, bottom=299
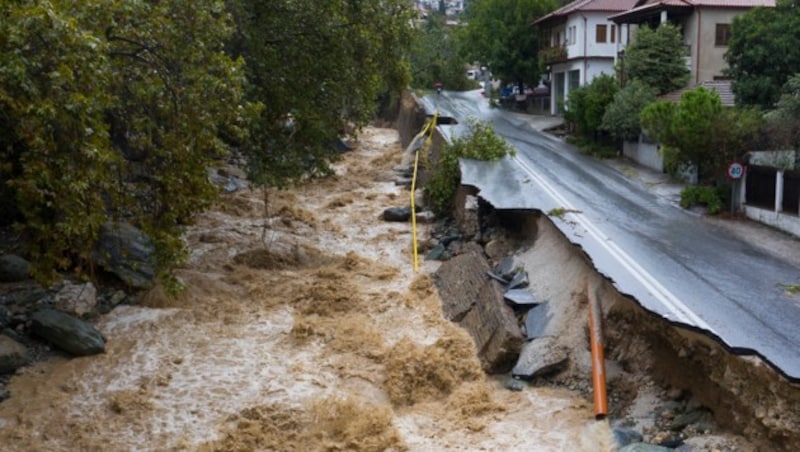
left=534, top=0, right=639, bottom=115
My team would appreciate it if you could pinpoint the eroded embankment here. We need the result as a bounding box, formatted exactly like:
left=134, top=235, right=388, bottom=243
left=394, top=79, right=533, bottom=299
left=468, top=202, right=800, bottom=451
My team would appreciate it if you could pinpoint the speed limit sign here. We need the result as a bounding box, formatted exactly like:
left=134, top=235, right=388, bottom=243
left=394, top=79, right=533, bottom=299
left=727, top=162, right=744, bottom=180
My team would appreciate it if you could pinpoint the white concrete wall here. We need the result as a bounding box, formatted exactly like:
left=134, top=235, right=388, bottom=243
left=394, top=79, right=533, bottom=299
left=744, top=206, right=800, bottom=238
left=623, top=140, right=663, bottom=172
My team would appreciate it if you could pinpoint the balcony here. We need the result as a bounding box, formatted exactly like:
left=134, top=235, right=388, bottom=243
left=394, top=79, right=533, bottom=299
left=538, top=45, right=568, bottom=64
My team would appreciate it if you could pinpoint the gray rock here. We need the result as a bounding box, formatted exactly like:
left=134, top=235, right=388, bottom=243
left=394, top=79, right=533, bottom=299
left=511, top=336, right=569, bottom=379
left=434, top=243, right=524, bottom=373
left=668, top=408, right=710, bottom=431
left=493, top=256, right=516, bottom=281
left=524, top=302, right=554, bottom=340
left=0, top=254, right=31, bottom=282
left=503, top=289, right=538, bottom=307
left=224, top=176, right=248, bottom=193
left=613, top=428, right=644, bottom=449
left=425, top=243, right=447, bottom=261
left=0, top=306, right=8, bottom=329
left=415, top=210, right=437, bottom=224
left=30, top=309, right=105, bottom=356
left=0, top=334, right=31, bottom=373
left=51, top=281, right=97, bottom=317
left=618, top=443, right=673, bottom=452
left=508, top=270, right=529, bottom=289
left=382, top=207, right=412, bottom=222
left=92, top=222, right=156, bottom=289
left=504, top=378, right=527, bottom=391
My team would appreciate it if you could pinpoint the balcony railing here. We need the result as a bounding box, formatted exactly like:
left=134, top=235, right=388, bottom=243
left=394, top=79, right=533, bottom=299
left=538, top=45, right=567, bottom=64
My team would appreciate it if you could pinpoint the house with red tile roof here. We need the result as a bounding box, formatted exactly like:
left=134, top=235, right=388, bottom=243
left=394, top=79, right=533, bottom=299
left=534, top=0, right=774, bottom=116
left=609, top=0, right=776, bottom=87
left=534, top=0, right=640, bottom=115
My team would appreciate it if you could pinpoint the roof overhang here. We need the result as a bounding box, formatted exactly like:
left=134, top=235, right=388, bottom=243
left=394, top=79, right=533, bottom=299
left=609, top=3, right=692, bottom=23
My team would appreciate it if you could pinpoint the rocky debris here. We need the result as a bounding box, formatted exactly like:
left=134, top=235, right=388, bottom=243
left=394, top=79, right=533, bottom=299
left=0, top=255, right=31, bottom=282
left=503, top=377, right=527, bottom=391
left=51, top=281, right=97, bottom=318
left=382, top=207, right=412, bottom=222
left=425, top=243, right=449, bottom=261
left=433, top=243, right=524, bottom=373
left=454, top=194, right=480, bottom=241
left=523, top=301, right=554, bottom=340
left=613, top=428, right=644, bottom=449
left=92, top=222, right=156, bottom=289
left=30, top=309, right=105, bottom=356
left=0, top=334, right=30, bottom=373
left=503, top=288, right=538, bottom=307
left=511, top=336, right=569, bottom=379
left=433, top=242, right=485, bottom=322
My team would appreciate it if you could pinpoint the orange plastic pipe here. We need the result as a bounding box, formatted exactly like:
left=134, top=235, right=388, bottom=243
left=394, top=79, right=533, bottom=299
left=588, top=291, right=608, bottom=419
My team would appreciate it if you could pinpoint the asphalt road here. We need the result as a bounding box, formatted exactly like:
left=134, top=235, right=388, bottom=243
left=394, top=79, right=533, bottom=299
left=422, top=90, right=800, bottom=382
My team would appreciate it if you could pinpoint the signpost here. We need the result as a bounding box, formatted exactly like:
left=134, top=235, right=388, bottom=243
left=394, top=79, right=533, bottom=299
left=727, top=162, right=745, bottom=215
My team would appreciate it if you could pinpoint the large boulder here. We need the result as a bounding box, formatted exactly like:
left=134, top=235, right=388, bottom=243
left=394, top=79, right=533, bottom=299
left=52, top=281, right=98, bottom=317
left=0, top=334, right=31, bottom=373
left=0, top=254, right=31, bottom=282
left=433, top=243, right=524, bottom=373
left=30, top=309, right=105, bottom=356
left=92, top=222, right=156, bottom=289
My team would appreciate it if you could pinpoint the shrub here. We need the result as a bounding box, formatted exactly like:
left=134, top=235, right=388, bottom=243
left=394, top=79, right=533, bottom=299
left=680, top=185, right=725, bottom=215
left=425, top=119, right=514, bottom=215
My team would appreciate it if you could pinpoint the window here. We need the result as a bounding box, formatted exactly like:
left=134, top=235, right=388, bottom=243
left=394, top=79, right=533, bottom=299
left=596, top=24, right=607, bottom=43
left=715, top=24, right=731, bottom=46
left=611, top=25, right=616, bottom=43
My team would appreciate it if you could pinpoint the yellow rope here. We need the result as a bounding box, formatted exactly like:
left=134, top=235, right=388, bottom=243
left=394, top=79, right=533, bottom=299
left=411, top=111, right=438, bottom=271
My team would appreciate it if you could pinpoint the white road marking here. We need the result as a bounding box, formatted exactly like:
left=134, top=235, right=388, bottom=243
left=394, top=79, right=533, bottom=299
left=512, top=155, right=714, bottom=333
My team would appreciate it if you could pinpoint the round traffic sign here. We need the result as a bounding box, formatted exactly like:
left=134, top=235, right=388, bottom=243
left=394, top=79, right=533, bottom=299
left=727, top=162, right=744, bottom=180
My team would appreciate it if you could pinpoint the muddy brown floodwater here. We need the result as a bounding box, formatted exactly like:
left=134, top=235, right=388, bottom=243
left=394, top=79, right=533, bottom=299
left=0, top=127, right=613, bottom=451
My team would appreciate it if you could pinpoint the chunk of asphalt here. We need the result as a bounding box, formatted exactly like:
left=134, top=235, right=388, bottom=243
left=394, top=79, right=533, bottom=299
left=493, top=256, right=516, bottom=281
left=508, top=270, right=529, bottom=289
left=511, top=336, right=569, bottom=380
left=503, top=288, right=538, bottom=307
left=524, top=301, right=552, bottom=340
left=486, top=271, right=508, bottom=285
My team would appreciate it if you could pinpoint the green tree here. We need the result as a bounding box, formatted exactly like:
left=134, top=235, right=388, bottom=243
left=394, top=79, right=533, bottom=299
left=425, top=119, right=515, bottom=215
left=0, top=0, right=245, bottom=283
left=229, top=0, right=413, bottom=189
left=409, top=17, right=472, bottom=90
left=641, top=87, right=762, bottom=183
left=600, top=80, right=658, bottom=141
left=462, top=0, right=556, bottom=87
left=726, top=0, right=800, bottom=109
left=764, top=74, right=800, bottom=158
left=624, top=23, right=689, bottom=95
left=564, top=74, right=619, bottom=139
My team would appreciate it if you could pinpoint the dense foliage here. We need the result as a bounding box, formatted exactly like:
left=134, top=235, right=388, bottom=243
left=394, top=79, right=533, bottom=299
left=623, top=23, right=689, bottom=95
left=640, top=88, right=762, bottom=183
left=600, top=80, right=658, bottom=141
left=425, top=119, right=515, bottom=215
left=680, top=186, right=725, bottom=215
left=0, top=0, right=413, bottom=285
left=409, top=16, right=473, bottom=91
left=0, top=0, right=246, bottom=282
left=462, top=0, right=556, bottom=87
left=563, top=74, right=618, bottom=139
left=764, top=74, right=800, bottom=158
left=229, top=0, right=413, bottom=189
left=726, top=0, right=800, bottom=109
